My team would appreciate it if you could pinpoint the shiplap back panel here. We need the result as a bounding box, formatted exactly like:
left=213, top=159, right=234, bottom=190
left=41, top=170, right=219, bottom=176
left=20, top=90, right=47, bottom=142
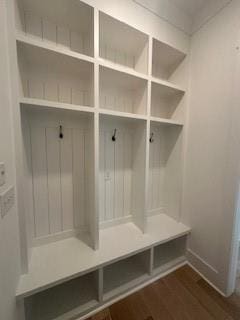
left=99, top=124, right=133, bottom=224
left=26, top=110, right=90, bottom=241
left=148, top=127, right=166, bottom=215
left=148, top=125, right=183, bottom=220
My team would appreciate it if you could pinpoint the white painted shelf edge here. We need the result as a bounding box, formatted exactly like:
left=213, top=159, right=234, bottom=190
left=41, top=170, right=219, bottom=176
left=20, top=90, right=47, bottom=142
left=16, top=214, right=190, bottom=299
left=150, top=116, right=184, bottom=126
left=16, top=32, right=95, bottom=64
left=16, top=32, right=186, bottom=94
left=19, top=97, right=95, bottom=114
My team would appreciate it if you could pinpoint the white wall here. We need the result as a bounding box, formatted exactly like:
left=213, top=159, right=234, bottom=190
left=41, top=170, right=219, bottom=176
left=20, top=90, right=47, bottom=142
left=183, top=0, right=240, bottom=295
left=0, top=1, right=22, bottom=320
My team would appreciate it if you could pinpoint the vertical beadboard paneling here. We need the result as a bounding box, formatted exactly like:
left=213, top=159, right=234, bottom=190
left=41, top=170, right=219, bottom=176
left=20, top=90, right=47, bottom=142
left=104, top=131, right=115, bottom=221
left=31, top=127, right=49, bottom=237
left=114, top=132, right=124, bottom=219
left=99, top=131, right=105, bottom=222
left=60, top=128, right=74, bottom=231
left=46, top=128, right=62, bottom=234
left=123, top=132, right=132, bottom=217
left=72, top=129, right=85, bottom=228
left=29, top=114, right=91, bottom=241
left=99, top=127, right=133, bottom=223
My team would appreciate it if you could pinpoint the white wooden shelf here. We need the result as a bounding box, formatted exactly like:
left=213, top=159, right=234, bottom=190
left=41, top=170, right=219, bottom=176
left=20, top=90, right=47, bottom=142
left=99, top=58, right=149, bottom=81
left=151, top=76, right=186, bottom=93
left=20, top=97, right=95, bottom=114
left=103, top=250, right=151, bottom=301
left=24, top=271, right=99, bottom=320
left=12, top=1, right=189, bottom=319
left=152, top=38, right=186, bottom=81
left=99, top=12, right=149, bottom=75
left=153, top=236, right=187, bottom=275
left=15, top=0, right=94, bottom=57
left=99, top=65, right=148, bottom=116
left=16, top=32, right=95, bottom=64
left=16, top=214, right=190, bottom=299
left=99, top=108, right=147, bottom=121
left=150, top=116, right=184, bottom=126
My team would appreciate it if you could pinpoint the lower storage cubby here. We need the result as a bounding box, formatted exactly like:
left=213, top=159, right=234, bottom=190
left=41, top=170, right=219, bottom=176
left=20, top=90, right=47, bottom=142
left=153, top=236, right=187, bottom=274
left=103, top=250, right=151, bottom=300
left=24, top=271, right=99, bottom=320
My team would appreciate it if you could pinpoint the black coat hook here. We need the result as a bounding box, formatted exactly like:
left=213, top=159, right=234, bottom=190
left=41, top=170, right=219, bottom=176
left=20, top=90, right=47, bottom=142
left=149, top=132, right=154, bottom=143
left=59, top=125, right=64, bottom=139
left=112, top=129, right=117, bottom=142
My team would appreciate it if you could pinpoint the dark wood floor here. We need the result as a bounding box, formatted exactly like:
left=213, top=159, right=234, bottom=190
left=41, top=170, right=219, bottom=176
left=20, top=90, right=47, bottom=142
left=89, top=265, right=240, bottom=320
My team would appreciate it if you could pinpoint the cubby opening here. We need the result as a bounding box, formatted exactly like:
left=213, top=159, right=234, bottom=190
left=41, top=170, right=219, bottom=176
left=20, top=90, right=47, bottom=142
left=100, top=66, right=147, bottom=115
left=152, top=38, right=186, bottom=81
left=148, top=122, right=183, bottom=220
left=151, top=81, right=185, bottom=122
left=153, top=236, right=187, bottom=274
left=103, top=250, right=151, bottom=300
left=17, top=42, right=94, bottom=107
left=99, top=12, right=149, bottom=74
left=21, top=106, right=96, bottom=248
left=14, top=0, right=94, bottom=57
left=99, top=115, right=147, bottom=231
left=24, top=271, right=99, bottom=320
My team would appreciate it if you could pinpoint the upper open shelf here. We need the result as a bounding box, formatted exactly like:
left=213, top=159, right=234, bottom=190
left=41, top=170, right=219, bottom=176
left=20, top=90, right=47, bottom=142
left=151, top=81, right=185, bottom=122
left=14, top=0, right=94, bottom=57
left=100, top=66, right=148, bottom=115
left=17, top=42, right=94, bottom=107
left=99, top=12, right=149, bottom=75
left=152, top=38, right=186, bottom=81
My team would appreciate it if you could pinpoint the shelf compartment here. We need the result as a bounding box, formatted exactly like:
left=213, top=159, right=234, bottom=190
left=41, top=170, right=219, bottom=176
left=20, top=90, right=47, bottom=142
left=148, top=122, right=183, bottom=220
left=15, top=0, right=94, bottom=57
left=99, top=12, right=149, bottom=74
left=17, top=42, right=94, bottom=108
left=103, top=250, right=151, bottom=300
left=99, top=115, right=147, bottom=231
left=152, top=38, right=186, bottom=81
left=151, top=81, right=185, bottom=121
left=153, top=236, right=187, bottom=274
left=16, top=215, right=190, bottom=299
left=20, top=107, right=96, bottom=248
left=100, top=66, right=147, bottom=115
left=24, top=271, right=99, bottom=320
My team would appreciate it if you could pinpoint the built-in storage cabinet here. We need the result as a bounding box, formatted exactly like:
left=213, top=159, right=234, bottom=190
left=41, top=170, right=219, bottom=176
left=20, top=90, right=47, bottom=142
left=21, top=107, right=96, bottom=247
left=17, top=42, right=94, bottom=107
left=12, top=1, right=190, bottom=318
left=99, top=66, right=147, bottom=115
left=148, top=122, right=183, bottom=220
left=99, top=115, right=146, bottom=230
left=15, top=0, right=94, bottom=57
left=103, top=250, right=151, bottom=300
left=153, top=236, right=187, bottom=274
left=24, top=271, right=99, bottom=320
left=152, top=38, right=186, bottom=82
left=99, top=12, right=149, bottom=74
left=151, top=81, right=185, bottom=122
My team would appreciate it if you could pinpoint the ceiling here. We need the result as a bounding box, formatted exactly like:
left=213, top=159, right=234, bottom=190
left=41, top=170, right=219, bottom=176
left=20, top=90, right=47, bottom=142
left=133, top=0, right=232, bottom=34
left=170, top=0, right=208, bottom=17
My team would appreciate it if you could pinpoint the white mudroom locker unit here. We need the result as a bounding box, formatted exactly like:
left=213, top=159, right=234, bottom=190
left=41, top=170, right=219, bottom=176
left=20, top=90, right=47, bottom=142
left=4, top=0, right=240, bottom=319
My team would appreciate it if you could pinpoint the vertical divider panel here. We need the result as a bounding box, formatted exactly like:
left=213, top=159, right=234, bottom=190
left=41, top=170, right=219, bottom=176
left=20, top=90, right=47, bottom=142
left=98, top=268, right=104, bottom=303
left=93, top=8, right=100, bottom=249
left=149, top=247, right=154, bottom=275
left=143, top=36, right=153, bottom=233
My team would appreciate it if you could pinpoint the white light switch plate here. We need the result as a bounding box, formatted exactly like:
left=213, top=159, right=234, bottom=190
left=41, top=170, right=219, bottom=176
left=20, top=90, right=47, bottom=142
left=0, top=186, right=15, bottom=218
left=0, top=163, right=5, bottom=186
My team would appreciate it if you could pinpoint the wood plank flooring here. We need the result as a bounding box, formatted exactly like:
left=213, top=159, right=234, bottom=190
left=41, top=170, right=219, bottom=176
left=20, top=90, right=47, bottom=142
left=89, top=265, right=240, bottom=320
